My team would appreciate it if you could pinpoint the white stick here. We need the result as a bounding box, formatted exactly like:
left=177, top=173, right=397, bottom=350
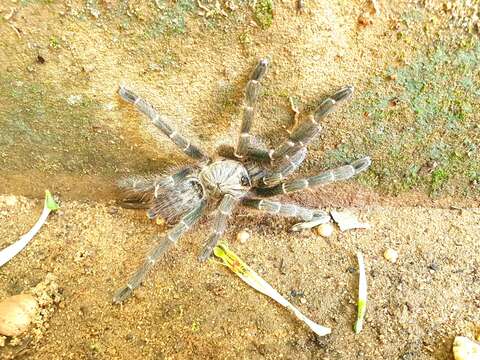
left=213, top=243, right=331, bottom=336
left=354, top=251, right=367, bottom=333
left=242, top=268, right=332, bottom=336
left=0, top=191, right=58, bottom=268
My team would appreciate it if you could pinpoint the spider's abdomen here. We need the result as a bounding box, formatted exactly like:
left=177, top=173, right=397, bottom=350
left=199, top=159, right=251, bottom=198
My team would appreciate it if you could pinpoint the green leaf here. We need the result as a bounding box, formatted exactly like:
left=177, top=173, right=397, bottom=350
left=45, top=190, right=59, bottom=211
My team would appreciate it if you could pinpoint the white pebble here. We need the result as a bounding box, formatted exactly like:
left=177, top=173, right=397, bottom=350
left=453, top=336, right=480, bottom=360
left=236, top=230, right=250, bottom=243
left=1, top=195, right=17, bottom=207
left=384, top=248, right=399, bottom=263
left=0, top=294, right=38, bottom=336
left=314, top=223, right=334, bottom=238
left=103, top=102, right=116, bottom=111
left=67, top=94, right=82, bottom=106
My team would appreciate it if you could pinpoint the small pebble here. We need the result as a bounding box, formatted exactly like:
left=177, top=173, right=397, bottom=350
left=67, top=94, right=83, bottom=106
left=82, top=64, right=95, bottom=73
left=314, top=223, right=334, bottom=238
left=36, top=55, right=46, bottom=64
left=347, top=266, right=356, bottom=273
left=9, top=337, right=21, bottom=346
left=79, top=305, right=89, bottom=316
left=453, top=336, right=480, bottom=360
left=103, top=102, right=116, bottom=111
left=236, top=230, right=250, bottom=243
left=290, top=290, right=304, bottom=297
left=107, top=207, right=118, bottom=215
left=358, top=12, right=373, bottom=26
left=300, top=297, right=307, bottom=304
left=2, top=195, right=17, bottom=207
left=0, top=294, right=38, bottom=336
left=384, top=248, right=399, bottom=263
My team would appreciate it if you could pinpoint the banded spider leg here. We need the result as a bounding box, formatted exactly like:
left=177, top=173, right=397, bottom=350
left=254, top=157, right=371, bottom=197
left=250, top=157, right=371, bottom=229
left=242, top=198, right=330, bottom=231
left=235, top=59, right=274, bottom=162
left=260, top=86, right=355, bottom=186
left=113, top=200, right=207, bottom=304
left=198, top=194, right=238, bottom=261
left=118, top=86, right=210, bottom=163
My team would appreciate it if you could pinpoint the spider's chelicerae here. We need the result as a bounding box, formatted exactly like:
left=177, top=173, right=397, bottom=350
left=113, top=59, right=371, bottom=303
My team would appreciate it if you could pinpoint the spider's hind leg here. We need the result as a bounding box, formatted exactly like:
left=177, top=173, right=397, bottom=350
left=117, top=167, right=194, bottom=209
left=113, top=200, right=207, bottom=304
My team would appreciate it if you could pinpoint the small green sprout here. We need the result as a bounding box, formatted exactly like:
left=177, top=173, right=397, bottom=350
left=45, top=190, right=59, bottom=211
left=354, top=251, right=367, bottom=334
left=49, top=36, right=60, bottom=48
left=254, top=0, right=273, bottom=29
left=0, top=190, right=59, bottom=268
left=191, top=321, right=200, bottom=332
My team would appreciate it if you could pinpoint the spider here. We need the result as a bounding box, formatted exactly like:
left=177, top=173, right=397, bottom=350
left=113, top=59, right=371, bottom=303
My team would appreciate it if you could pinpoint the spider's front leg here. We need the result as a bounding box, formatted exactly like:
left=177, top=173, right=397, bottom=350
left=256, top=86, right=354, bottom=187
left=198, top=194, right=238, bottom=261
left=241, top=198, right=330, bottom=231
left=261, top=146, right=307, bottom=186
left=113, top=200, right=207, bottom=304
left=272, top=86, right=354, bottom=161
left=235, top=59, right=271, bottom=161
left=254, top=157, right=371, bottom=197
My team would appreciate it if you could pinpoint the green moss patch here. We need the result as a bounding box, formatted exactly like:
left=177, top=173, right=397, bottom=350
left=254, top=0, right=273, bottom=29
left=324, top=37, right=480, bottom=198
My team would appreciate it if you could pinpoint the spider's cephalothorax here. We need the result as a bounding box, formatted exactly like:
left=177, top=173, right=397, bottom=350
left=199, top=159, right=251, bottom=198
left=113, top=59, right=371, bottom=303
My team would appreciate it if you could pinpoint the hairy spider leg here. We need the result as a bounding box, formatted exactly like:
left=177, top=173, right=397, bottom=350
left=117, top=167, right=194, bottom=209
left=241, top=198, right=330, bottom=230
left=235, top=59, right=269, bottom=159
left=254, top=157, right=371, bottom=197
left=198, top=194, right=238, bottom=261
left=256, top=86, right=354, bottom=186
left=261, top=146, right=307, bottom=186
left=271, top=86, right=354, bottom=162
left=113, top=200, right=207, bottom=304
left=119, top=86, right=209, bottom=162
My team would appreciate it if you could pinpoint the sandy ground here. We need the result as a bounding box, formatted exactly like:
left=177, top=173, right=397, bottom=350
left=0, top=195, right=479, bottom=359
left=1, top=0, right=480, bottom=359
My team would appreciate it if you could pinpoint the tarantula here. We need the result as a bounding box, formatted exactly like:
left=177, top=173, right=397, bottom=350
left=113, top=59, right=371, bottom=303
